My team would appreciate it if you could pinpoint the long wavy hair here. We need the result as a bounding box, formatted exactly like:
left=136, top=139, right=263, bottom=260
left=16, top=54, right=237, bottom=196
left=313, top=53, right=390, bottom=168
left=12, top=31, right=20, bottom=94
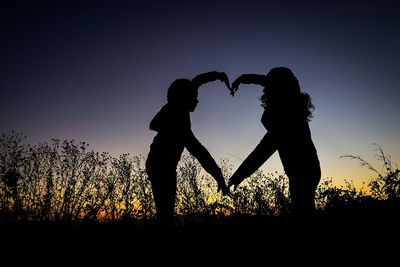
left=260, top=67, right=315, bottom=121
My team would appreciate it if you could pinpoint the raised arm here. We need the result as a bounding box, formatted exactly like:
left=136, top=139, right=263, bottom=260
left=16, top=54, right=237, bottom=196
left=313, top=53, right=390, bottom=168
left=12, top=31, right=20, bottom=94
left=228, top=132, right=277, bottom=189
left=191, top=71, right=230, bottom=92
left=230, top=74, right=267, bottom=95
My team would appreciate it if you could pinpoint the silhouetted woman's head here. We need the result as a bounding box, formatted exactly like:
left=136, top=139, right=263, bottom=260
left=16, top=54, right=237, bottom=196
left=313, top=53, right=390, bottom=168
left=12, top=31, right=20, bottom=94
left=261, top=67, right=314, bottom=121
left=167, top=79, right=199, bottom=112
left=262, top=67, right=300, bottom=99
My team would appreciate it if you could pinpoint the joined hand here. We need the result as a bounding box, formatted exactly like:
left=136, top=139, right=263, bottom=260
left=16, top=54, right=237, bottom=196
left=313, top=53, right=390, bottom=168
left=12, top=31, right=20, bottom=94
left=218, top=183, right=233, bottom=198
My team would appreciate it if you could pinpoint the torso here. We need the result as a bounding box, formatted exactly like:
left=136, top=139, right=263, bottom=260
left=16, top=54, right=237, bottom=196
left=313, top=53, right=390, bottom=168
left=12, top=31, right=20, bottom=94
left=147, top=104, right=191, bottom=168
left=261, top=107, right=320, bottom=175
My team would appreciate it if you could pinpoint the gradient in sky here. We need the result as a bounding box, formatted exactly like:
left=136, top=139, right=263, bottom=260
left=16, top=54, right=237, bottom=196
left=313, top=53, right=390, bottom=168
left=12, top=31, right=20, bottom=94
left=1, top=0, right=399, bottom=188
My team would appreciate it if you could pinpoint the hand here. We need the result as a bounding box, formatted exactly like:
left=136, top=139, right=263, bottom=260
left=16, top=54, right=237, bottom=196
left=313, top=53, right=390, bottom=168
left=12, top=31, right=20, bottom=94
left=216, top=72, right=231, bottom=93
left=218, top=182, right=233, bottom=197
left=228, top=173, right=243, bottom=191
left=230, top=76, right=243, bottom=96
left=227, top=180, right=237, bottom=191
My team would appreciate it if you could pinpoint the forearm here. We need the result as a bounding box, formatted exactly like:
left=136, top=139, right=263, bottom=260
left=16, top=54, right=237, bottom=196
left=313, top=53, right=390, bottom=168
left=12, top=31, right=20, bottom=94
left=232, top=133, right=277, bottom=182
left=191, top=71, right=220, bottom=89
left=238, top=74, right=266, bottom=86
left=186, top=139, right=224, bottom=184
left=231, top=74, right=267, bottom=95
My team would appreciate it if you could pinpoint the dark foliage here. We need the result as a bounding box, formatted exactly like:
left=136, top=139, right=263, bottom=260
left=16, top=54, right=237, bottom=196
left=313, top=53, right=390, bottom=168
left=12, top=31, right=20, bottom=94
left=1, top=132, right=399, bottom=225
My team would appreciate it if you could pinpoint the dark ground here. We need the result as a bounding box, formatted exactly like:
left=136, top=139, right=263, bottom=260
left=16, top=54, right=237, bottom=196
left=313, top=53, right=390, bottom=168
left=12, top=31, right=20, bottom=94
left=2, top=211, right=399, bottom=263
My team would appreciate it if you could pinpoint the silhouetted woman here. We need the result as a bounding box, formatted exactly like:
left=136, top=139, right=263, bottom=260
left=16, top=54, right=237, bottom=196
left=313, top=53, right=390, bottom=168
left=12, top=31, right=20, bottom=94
left=228, top=67, right=321, bottom=216
left=146, top=71, right=231, bottom=225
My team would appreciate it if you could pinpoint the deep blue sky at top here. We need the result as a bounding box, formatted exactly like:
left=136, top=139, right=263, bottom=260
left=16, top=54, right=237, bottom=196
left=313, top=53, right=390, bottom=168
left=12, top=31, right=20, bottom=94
left=1, top=0, right=399, bottom=186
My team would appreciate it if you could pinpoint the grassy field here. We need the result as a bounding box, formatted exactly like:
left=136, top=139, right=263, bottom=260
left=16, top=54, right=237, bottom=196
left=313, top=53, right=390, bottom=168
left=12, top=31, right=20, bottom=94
left=1, top=133, right=399, bottom=260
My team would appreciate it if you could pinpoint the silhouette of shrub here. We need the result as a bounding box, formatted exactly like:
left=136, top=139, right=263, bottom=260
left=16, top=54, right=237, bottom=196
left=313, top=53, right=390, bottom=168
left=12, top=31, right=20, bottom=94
left=319, top=144, right=400, bottom=217
left=342, top=144, right=400, bottom=201
left=1, top=132, right=399, bottom=225
left=0, top=132, right=155, bottom=222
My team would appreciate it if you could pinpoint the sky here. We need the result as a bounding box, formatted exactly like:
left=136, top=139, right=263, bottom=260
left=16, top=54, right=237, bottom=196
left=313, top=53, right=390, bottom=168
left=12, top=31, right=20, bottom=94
left=1, top=0, right=399, bottom=188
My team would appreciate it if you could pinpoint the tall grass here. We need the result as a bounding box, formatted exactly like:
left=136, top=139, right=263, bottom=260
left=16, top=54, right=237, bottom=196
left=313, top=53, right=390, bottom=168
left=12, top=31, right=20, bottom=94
left=1, top=132, right=399, bottom=223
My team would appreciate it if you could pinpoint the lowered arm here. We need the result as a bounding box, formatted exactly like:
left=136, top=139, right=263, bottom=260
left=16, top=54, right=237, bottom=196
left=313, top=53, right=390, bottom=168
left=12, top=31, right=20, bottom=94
left=229, top=131, right=277, bottom=187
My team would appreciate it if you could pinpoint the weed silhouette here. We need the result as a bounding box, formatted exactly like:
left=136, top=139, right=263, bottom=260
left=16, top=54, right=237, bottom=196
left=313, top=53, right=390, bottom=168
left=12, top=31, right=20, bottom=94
left=1, top=131, right=399, bottom=232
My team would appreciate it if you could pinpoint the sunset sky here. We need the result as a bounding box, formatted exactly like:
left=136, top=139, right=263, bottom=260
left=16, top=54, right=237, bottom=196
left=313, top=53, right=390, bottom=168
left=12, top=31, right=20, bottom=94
left=2, top=0, right=399, bottom=188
